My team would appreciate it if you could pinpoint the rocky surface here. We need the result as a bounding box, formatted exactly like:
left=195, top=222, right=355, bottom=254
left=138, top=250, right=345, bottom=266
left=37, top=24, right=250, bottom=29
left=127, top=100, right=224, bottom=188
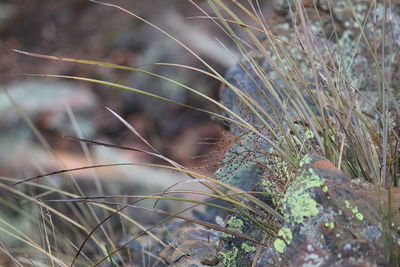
left=106, top=220, right=222, bottom=267
left=160, top=227, right=222, bottom=266
left=201, top=0, right=400, bottom=266
left=163, top=154, right=399, bottom=266
left=116, top=1, right=400, bottom=266
left=256, top=154, right=398, bottom=266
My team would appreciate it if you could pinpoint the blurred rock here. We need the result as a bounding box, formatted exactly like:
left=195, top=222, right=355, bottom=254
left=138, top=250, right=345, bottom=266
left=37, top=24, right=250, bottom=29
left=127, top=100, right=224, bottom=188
left=0, top=80, right=97, bottom=123
left=0, top=3, right=14, bottom=23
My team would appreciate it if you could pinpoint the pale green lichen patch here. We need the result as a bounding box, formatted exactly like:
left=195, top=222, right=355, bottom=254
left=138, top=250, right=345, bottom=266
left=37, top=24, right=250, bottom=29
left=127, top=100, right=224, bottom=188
left=283, top=167, right=325, bottom=224
left=356, top=213, right=364, bottom=221
left=299, top=154, right=313, bottom=167
left=262, top=147, right=294, bottom=206
left=344, top=200, right=364, bottom=221
left=273, top=226, right=293, bottom=253
left=222, top=216, right=244, bottom=238
left=324, top=222, right=335, bottom=229
left=221, top=232, right=234, bottom=238
left=219, top=247, right=238, bottom=267
left=241, top=243, right=256, bottom=253
left=226, top=216, right=244, bottom=232
left=278, top=227, right=293, bottom=244
left=264, top=147, right=292, bottom=179
left=293, top=126, right=315, bottom=146
left=262, top=178, right=282, bottom=206
left=274, top=238, right=287, bottom=253
left=323, top=185, right=329, bottom=193
left=304, top=129, right=315, bottom=139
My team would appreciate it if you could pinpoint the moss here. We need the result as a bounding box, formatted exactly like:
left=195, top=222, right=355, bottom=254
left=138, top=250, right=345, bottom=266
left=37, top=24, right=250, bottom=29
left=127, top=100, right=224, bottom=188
left=283, top=167, right=325, bottom=224
left=274, top=238, right=287, bottom=253
left=241, top=243, right=256, bottom=253
left=219, top=247, right=239, bottom=267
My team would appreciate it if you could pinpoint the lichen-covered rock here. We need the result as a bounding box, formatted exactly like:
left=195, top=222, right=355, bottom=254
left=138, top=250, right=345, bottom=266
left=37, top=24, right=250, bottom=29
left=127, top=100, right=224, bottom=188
left=193, top=133, right=272, bottom=224
left=256, top=154, right=398, bottom=266
left=221, top=0, right=400, bottom=132
left=215, top=215, right=266, bottom=267
left=215, top=0, right=400, bottom=218
left=196, top=1, right=400, bottom=266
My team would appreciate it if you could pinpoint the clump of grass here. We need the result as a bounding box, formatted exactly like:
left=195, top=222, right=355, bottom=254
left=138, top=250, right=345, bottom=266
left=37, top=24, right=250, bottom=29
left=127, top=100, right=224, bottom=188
left=2, top=0, right=400, bottom=265
left=205, top=0, right=400, bottom=264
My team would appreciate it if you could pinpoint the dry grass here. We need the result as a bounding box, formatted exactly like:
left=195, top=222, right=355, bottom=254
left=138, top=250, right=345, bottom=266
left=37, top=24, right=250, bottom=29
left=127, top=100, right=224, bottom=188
left=1, top=0, right=399, bottom=265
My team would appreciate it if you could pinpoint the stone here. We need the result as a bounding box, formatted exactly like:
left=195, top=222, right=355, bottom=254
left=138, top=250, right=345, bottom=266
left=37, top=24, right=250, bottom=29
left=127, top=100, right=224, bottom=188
left=160, top=227, right=222, bottom=267
left=198, top=2, right=400, bottom=265
left=256, top=154, right=398, bottom=266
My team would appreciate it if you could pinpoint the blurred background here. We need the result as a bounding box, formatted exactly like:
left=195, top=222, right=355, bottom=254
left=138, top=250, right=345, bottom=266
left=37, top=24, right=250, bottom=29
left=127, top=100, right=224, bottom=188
left=0, top=0, right=242, bottom=187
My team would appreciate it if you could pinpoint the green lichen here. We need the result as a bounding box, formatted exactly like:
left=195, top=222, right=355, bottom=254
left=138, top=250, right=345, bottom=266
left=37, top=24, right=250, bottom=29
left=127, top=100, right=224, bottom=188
left=219, top=247, right=238, bottom=267
left=273, top=227, right=293, bottom=254
left=278, top=227, right=293, bottom=244
left=344, top=200, right=364, bottom=221
left=304, top=129, right=315, bottom=139
left=284, top=167, right=325, bottom=224
left=262, top=178, right=282, bottom=206
left=324, top=222, right=335, bottom=229
left=221, top=232, right=234, bottom=238
left=226, top=216, right=244, bottom=232
left=356, top=213, right=364, bottom=221
left=274, top=238, right=287, bottom=253
left=241, top=243, right=256, bottom=253
left=222, top=216, right=244, bottom=238
left=262, top=147, right=294, bottom=206
left=299, top=154, right=313, bottom=167
left=293, top=126, right=315, bottom=149
left=310, top=20, right=322, bottom=34
left=281, top=22, right=291, bottom=30
left=264, top=147, right=291, bottom=179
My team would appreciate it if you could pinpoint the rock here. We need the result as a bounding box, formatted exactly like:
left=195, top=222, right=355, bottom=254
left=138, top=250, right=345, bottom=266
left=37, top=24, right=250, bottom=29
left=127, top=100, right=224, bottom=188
left=108, top=222, right=222, bottom=267
left=256, top=154, right=398, bottom=266
left=159, top=227, right=222, bottom=267
left=176, top=1, right=400, bottom=266
left=105, top=220, right=195, bottom=267
left=220, top=62, right=284, bottom=137
left=193, top=132, right=274, bottom=224
left=220, top=0, right=400, bottom=133
left=0, top=80, right=97, bottom=123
